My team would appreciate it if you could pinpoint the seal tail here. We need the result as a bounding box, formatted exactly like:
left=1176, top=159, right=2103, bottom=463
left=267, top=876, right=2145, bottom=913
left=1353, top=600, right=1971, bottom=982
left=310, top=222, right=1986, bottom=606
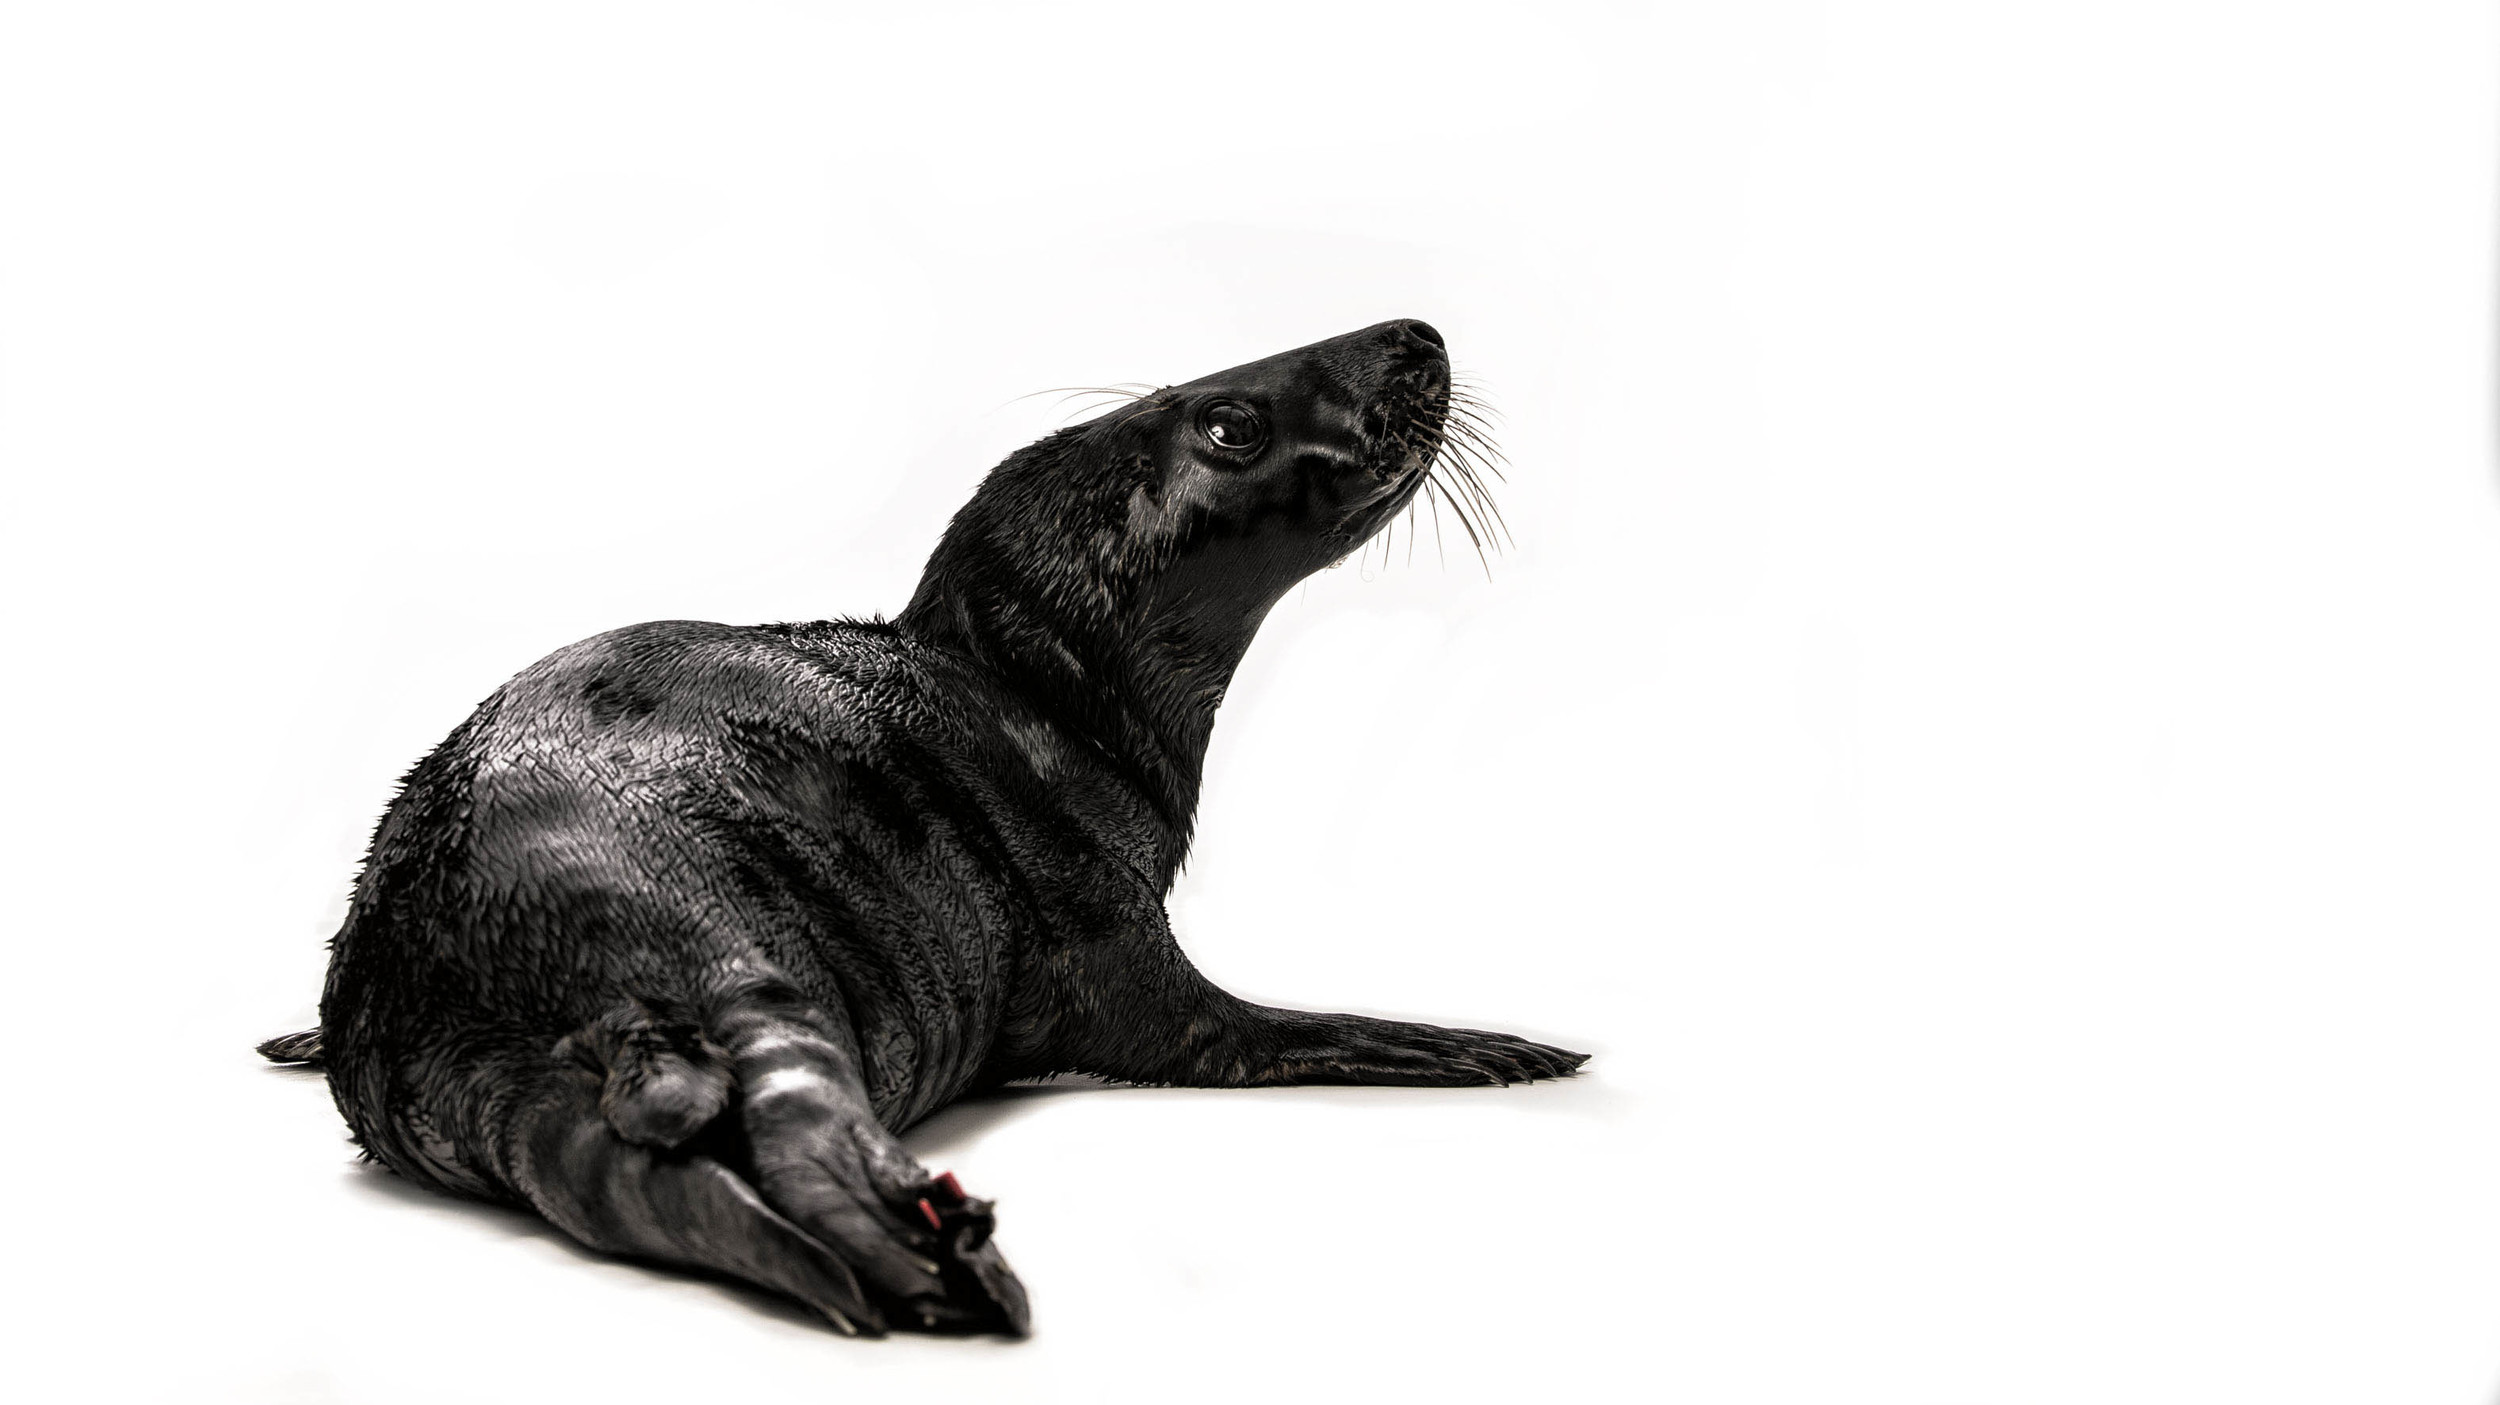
left=256, top=1029, right=325, bottom=1066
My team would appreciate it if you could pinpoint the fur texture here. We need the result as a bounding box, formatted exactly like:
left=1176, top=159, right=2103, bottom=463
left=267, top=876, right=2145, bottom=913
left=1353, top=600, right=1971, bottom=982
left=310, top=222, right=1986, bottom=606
left=265, top=320, right=1585, bottom=1338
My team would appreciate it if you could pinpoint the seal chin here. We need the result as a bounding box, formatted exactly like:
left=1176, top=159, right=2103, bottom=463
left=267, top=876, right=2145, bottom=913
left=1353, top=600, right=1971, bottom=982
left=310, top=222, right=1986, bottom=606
left=1332, top=460, right=1434, bottom=556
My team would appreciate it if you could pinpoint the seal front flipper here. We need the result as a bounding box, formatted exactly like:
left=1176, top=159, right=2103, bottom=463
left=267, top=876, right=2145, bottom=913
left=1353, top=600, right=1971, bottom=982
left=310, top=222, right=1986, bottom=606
left=1038, top=924, right=1588, bottom=1089
left=1215, top=1009, right=1589, bottom=1087
left=1150, top=1002, right=1588, bottom=1087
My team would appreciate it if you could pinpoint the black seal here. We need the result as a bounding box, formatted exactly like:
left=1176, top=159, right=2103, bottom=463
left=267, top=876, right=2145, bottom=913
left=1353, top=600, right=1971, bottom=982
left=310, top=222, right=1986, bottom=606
left=260, top=319, right=1586, bottom=1337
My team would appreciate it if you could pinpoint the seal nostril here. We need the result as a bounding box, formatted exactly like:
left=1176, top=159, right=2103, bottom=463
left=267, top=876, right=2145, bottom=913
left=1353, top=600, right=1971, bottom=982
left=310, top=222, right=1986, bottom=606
left=1401, top=320, right=1445, bottom=349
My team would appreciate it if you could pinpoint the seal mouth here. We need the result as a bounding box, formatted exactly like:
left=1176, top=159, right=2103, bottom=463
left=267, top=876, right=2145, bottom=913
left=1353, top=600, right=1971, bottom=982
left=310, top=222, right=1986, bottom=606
left=1344, top=370, right=1509, bottom=576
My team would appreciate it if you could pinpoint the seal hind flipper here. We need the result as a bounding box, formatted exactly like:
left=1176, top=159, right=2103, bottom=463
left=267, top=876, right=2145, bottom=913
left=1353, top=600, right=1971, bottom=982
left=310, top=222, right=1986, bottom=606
left=341, top=1013, right=1021, bottom=1337
left=500, top=1054, right=893, bottom=1337
left=554, top=1002, right=732, bottom=1149
left=711, top=987, right=1032, bottom=1336
left=255, top=1029, right=324, bottom=1066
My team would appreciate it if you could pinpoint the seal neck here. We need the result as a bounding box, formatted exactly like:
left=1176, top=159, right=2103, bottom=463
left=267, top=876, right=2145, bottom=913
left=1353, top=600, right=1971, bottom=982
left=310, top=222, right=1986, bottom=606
left=892, top=419, right=1308, bottom=887
left=896, top=579, right=1257, bottom=886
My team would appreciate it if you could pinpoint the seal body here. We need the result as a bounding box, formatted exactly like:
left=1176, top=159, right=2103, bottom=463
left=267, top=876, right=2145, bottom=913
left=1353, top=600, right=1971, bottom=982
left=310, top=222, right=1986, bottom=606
left=272, top=320, right=1585, bottom=1337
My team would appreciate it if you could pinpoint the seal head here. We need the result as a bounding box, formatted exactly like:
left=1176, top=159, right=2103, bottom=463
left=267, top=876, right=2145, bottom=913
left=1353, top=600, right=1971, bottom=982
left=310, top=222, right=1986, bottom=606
left=899, top=318, right=1458, bottom=845
left=1131, top=315, right=1454, bottom=596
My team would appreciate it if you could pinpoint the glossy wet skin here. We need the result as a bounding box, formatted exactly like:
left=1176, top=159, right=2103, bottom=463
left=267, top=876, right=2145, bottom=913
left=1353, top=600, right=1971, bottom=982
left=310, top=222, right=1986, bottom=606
left=273, top=319, right=1580, bottom=1341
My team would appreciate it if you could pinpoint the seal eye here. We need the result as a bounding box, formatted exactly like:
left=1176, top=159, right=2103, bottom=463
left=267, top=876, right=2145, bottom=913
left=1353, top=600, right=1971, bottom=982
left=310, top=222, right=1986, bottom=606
left=1199, top=401, right=1267, bottom=455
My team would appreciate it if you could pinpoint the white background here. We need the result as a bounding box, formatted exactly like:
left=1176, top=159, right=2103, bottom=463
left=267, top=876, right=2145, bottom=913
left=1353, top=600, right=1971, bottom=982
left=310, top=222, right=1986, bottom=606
left=4, top=3, right=2496, bottom=1401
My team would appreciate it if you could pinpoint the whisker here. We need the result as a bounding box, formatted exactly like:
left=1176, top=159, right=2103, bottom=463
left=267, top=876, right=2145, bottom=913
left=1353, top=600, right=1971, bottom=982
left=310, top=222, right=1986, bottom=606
left=1015, top=384, right=1154, bottom=404
left=1441, top=411, right=1510, bottom=470
left=1442, top=423, right=1511, bottom=487
left=1006, top=383, right=1171, bottom=423
left=1435, top=443, right=1513, bottom=549
left=1436, top=418, right=1511, bottom=514
left=1424, top=477, right=1451, bottom=570
left=1430, top=465, right=1493, bottom=580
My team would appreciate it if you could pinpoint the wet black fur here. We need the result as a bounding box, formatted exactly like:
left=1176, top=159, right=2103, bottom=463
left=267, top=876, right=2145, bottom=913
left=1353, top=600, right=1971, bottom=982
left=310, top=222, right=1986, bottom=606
left=267, top=320, right=1586, bottom=1338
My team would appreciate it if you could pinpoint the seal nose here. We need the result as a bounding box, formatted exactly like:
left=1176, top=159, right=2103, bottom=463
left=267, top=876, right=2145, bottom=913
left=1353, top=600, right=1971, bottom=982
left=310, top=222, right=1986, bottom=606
left=1397, top=319, right=1445, bottom=350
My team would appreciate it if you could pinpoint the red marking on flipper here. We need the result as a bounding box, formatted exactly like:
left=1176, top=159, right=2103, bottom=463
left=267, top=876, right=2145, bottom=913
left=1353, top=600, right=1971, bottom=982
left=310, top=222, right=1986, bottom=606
left=917, top=1197, right=942, bottom=1231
